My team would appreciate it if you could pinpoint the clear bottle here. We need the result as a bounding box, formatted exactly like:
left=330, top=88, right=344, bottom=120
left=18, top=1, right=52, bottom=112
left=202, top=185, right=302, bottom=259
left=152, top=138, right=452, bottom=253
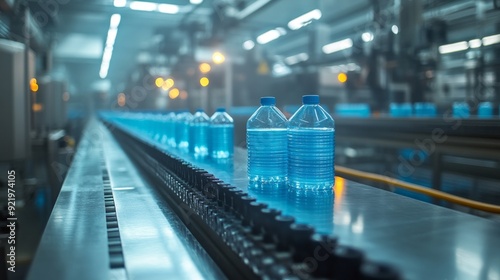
left=478, top=102, right=493, bottom=118
left=175, top=110, right=192, bottom=152
left=453, top=102, right=470, bottom=118
left=190, top=108, right=210, bottom=157
left=166, top=112, right=177, bottom=147
left=209, top=108, right=234, bottom=159
left=288, top=95, right=335, bottom=189
left=247, top=97, right=288, bottom=182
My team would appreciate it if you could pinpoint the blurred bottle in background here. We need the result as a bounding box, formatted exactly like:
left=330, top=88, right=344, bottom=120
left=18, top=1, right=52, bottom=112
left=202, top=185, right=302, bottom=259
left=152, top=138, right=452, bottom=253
left=210, top=108, right=234, bottom=159
left=453, top=102, right=470, bottom=118
left=247, top=97, right=288, bottom=183
left=478, top=102, right=493, bottom=118
left=176, top=110, right=192, bottom=152
left=288, top=95, right=335, bottom=189
left=190, top=108, right=210, bottom=157
left=166, top=112, right=177, bottom=147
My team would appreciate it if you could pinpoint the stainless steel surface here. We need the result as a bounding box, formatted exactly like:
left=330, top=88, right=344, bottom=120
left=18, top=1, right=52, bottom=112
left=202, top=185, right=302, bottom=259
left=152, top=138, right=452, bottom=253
left=0, top=39, right=30, bottom=161
left=29, top=121, right=226, bottom=280
left=28, top=124, right=111, bottom=280
left=37, top=79, right=68, bottom=132
left=125, top=128, right=500, bottom=280
left=100, top=123, right=226, bottom=280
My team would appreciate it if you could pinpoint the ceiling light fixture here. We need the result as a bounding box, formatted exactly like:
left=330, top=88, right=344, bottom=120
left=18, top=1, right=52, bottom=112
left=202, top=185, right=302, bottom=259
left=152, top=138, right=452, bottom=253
left=190, top=0, right=203, bottom=4
left=243, top=40, right=255, bottom=50
left=158, top=3, right=179, bottom=14
left=114, top=0, right=126, bottom=7
left=284, top=52, right=309, bottom=65
left=361, top=32, right=374, bottom=42
left=257, top=28, right=285, bottom=45
left=468, top=39, right=481, bottom=48
left=110, top=14, right=121, bottom=28
left=391, top=25, right=399, bottom=35
left=99, top=14, right=121, bottom=79
left=438, top=41, right=468, bottom=54
left=287, top=9, right=322, bottom=30
left=106, top=28, right=118, bottom=45
left=322, top=38, right=353, bottom=54
left=482, top=34, right=500, bottom=46
left=129, top=1, right=158, bottom=11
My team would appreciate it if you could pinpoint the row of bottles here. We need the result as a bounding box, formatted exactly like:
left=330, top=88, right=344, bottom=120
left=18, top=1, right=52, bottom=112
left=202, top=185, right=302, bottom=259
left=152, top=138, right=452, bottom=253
left=171, top=108, right=234, bottom=159
left=389, top=102, right=497, bottom=118
left=106, top=108, right=234, bottom=159
left=247, top=95, right=335, bottom=190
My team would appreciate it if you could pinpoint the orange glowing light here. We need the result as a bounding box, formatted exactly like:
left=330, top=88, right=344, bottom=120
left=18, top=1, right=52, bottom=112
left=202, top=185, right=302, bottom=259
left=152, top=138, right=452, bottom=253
left=30, top=78, right=37, bottom=85
left=117, top=93, right=126, bottom=107
left=200, top=77, right=209, bottom=87
left=30, top=83, right=39, bottom=92
left=337, top=72, right=348, bottom=83
left=169, top=88, right=180, bottom=99
left=199, top=63, right=211, bottom=73
left=334, top=176, right=346, bottom=205
left=32, top=103, right=43, bottom=112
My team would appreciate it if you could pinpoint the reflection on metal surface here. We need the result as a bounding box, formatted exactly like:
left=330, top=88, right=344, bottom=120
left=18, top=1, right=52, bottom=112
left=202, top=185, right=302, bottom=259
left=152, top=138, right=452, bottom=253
left=100, top=122, right=226, bottom=280
left=108, top=121, right=500, bottom=280
left=29, top=121, right=226, bottom=280
left=286, top=188, right=334, bottom=235
left=334, top=176, right=346, bottom=205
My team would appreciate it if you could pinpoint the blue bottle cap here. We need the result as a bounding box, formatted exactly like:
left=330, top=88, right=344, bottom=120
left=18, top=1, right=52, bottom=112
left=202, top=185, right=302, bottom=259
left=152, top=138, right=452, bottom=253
left=303, top=95, right=319, bottom=105
left=216, top=107, right=226, bottom=112
left=260, top=96, right=276, bottom=106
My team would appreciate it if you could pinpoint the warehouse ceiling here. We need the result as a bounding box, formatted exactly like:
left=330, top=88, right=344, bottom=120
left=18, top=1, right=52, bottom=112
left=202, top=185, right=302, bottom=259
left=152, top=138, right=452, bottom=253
left=24, top=0, right=377, bottom=96
left=25, top=0, right=497, bottom=96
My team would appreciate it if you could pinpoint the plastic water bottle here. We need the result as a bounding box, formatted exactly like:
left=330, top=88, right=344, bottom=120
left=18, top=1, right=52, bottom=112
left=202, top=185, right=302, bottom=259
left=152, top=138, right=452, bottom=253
left=176, top=110, right=192, bottom=152
left=190, top=109, right=210, bottom=157
left=288, top=95, right=335, bottom=189
left=209, top=108, right=234, bottom=159
left=478, top=102, right=493, bottom=118
left=166, top=112, right=177, bottom=147
left=453, top=102, right=470, bottom=118
left=247, top=97, right=288, bottom=182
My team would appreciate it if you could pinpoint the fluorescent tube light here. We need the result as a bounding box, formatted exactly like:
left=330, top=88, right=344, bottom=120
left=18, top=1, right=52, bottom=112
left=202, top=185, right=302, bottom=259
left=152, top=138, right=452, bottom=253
left=322, top=38, right=353, bottom=54
left=129, top=1, right=157, bottom=11
left=158, top=4, right=179, bottom=14
left=114, top=0, right=126, bottom=7
left=106, top=29, right=118, bottom=46
left=482, top=34, right=500, bottom=46
left=284, top=53, right=309, bottom=65
left=438, top=41, right=468, bottom=54
left=288, top=9, right=322, bottom=30
left=110, top=14, right=121, bottom=29
left=468, top=39, right=481, bottom=49
left=257, top=29, right=281, bottom=44
left=190, top=0, right=203, bottom=4
left=102, top=46, right=113, bottom=62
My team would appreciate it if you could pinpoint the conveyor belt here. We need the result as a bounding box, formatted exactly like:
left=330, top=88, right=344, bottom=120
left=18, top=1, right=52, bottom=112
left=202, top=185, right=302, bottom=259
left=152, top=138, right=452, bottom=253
left=27, top=120, right=226, bottom=280
left=29, top=119, right=500, bottom=279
